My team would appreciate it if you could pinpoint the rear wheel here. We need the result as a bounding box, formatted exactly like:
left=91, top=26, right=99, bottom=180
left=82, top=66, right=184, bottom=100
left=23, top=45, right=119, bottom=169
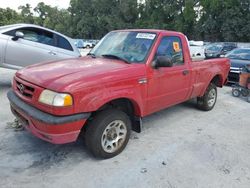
left=85, top=109, right=131, bottom=159
left=197, top=83, right=217, bottom=111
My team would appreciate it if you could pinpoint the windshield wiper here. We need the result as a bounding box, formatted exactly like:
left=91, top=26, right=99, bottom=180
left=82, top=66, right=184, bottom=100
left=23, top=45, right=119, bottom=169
left=87, top=52, right=96, bottom=58
left=102, top=54, right=130, bottom=64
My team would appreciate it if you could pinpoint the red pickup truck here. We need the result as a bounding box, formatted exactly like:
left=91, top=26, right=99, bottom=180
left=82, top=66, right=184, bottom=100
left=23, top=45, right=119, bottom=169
left=7, top=29, right=230, bottom=158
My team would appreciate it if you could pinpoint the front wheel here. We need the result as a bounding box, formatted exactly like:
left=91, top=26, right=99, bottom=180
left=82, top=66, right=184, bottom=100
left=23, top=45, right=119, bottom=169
left=197, top=83, right=217, bottom=111
left=85, top=109, right=131, bottom=159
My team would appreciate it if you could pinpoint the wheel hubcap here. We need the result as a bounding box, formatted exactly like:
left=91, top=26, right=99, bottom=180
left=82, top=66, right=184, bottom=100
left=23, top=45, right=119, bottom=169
left=207, top=89, right=216, bottom=107
left=101, top=120, right=127, bottom=153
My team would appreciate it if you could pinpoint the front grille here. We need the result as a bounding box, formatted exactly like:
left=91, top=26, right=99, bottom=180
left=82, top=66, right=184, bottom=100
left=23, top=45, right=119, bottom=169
left=228, top=72, right=239, bottom=83
left=16, top=79, right=35, bottom=98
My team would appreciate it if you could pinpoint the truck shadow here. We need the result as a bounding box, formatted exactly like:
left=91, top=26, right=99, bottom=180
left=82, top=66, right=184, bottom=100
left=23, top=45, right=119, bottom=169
left=1, top=128, right=95, bottom=175
left=3, top=99, right=198, bottom=173
left=141, top=99, right=198, bottom=131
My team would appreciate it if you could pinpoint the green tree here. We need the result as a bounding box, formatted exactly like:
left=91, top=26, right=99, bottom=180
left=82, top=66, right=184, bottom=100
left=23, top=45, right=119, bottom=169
left=34, top=2, right=51, bottom=26
left=0, top=8, right=21, bottom=26
left=175, top=0, right=198, bottom=39
left=198, top=0, right=250, bottom=42
left=1, top=0, right=250, bottom=42
left=18, top=4, right=34, bottom=24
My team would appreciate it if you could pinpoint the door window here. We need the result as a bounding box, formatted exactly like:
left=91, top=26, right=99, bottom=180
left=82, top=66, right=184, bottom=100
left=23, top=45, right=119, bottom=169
left=56, top=35, right=73, bottom=51
left=155, top=36, right=184, bottom=66
left=4, top=27, right=55, bottom=46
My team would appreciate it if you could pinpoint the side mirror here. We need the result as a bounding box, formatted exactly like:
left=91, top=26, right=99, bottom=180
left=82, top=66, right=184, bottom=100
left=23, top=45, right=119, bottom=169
left=12, top=31, right=24, bottom=41
left=153, top=56, right=173, bottom=68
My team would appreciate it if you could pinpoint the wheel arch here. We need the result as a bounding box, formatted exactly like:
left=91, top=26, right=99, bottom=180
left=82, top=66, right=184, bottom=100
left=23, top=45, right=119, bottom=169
left=210, top=74, right=224, bottom=88
left=85, top=97, right=142, bottom=133
left=199, top=74, right=223, bottom=97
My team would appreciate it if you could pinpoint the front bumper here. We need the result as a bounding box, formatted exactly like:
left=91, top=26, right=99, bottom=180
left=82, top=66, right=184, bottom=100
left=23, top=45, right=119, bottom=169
left=7, top=90, right=90, bottom=144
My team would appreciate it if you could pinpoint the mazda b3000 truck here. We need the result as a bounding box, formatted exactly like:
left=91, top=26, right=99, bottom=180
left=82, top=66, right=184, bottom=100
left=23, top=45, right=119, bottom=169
left=7, top=29, right=230, bottom=158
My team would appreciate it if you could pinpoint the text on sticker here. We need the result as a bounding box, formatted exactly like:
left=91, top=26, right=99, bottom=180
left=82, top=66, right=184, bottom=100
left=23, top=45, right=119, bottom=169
left=136, top=33, right=156, bottom=40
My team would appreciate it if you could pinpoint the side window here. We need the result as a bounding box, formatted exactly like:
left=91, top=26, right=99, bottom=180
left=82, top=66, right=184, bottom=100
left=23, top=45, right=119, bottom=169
left=18, top=29, right=40, bottom=43
left=4, top=27, right=55, bottom=46
left=3, top=29, right=16, bottom=36
left=56, top=35, right=73, bottom=51
left=155, top=36, right=184, bottom=66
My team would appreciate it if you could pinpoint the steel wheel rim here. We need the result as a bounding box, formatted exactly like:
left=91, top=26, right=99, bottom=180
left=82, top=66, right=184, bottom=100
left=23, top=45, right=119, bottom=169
left=207, top=88, right=216, bottom=107
left=101, top=120, right=127, bottom=153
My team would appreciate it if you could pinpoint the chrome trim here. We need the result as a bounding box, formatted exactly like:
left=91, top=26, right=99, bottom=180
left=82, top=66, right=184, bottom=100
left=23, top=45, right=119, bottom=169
left=230, top=67, right=241, bottom=73
left=138, top=78, right=147, bottom=84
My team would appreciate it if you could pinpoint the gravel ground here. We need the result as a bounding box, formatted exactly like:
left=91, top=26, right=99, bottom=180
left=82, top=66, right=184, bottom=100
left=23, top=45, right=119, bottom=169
left=0, top=68, right=250, bottom=188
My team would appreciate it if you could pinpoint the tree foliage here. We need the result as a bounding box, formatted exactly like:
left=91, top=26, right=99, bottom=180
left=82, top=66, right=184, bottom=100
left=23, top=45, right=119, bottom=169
left=0, top=0, right=249, bottom=42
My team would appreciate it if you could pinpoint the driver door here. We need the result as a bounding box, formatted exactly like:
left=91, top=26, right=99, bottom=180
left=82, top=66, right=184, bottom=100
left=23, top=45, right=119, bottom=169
left=146, top=35, right=192, bottom=113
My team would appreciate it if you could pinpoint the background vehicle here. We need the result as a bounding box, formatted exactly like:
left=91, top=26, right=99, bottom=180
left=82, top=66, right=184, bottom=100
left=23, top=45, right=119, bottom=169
left=74, top=39, right=96, bottom=49
left=0, top=24, right=81, bottom=70
left=226, top=48, right=250, bottom=83
left=89, top=40, right=99, bottom=47
left=231, top=65, right=250, bottom=102
left=74, top=39, right=85, bottom=48
left=205, top=43, right=237, bottom=59
left=8, top=29, right=230, bottom=159
left=189, top=40, right=205, bottom=60
left=84, top=40, right=94, bottom=48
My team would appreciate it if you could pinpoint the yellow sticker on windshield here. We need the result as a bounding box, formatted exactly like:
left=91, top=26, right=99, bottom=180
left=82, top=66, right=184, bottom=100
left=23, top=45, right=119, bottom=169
left=173, top=42, right=180, bottom=52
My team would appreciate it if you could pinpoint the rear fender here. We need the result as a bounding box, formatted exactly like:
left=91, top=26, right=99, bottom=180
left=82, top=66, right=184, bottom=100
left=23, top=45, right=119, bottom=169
left=200, top=73, right=223, bottom=96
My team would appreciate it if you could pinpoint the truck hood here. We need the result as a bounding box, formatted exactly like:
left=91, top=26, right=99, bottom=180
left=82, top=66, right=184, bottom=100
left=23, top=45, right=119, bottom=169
left=16, top=56, right=145, bottom=91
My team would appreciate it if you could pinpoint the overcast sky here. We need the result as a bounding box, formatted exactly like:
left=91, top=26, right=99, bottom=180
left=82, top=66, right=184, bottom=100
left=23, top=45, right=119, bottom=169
left=0, top=0, right=70, bottom=11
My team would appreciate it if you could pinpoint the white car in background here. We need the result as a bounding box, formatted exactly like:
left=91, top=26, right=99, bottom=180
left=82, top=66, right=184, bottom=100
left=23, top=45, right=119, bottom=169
left=189, top=40, right=206, bottom=61
left=0, top=24, right=81, bottom=70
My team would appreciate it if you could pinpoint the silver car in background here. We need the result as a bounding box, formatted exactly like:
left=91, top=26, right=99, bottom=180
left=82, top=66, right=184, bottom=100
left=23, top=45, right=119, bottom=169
left=0, top=24, right=81, bottom=70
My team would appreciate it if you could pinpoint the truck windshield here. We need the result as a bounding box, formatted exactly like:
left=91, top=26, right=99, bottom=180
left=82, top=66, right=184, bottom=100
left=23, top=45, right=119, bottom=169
left=90, top=31, right=157, bottom=63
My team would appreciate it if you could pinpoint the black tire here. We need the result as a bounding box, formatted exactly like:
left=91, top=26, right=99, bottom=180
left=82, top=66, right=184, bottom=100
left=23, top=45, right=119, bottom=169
left=197, top=83, right=217, bottom=111
left=85, top=109, right=131, bottom=159
left=241, top=89, right=249, bottom=97
left=232, top=88, right=241, bottom=97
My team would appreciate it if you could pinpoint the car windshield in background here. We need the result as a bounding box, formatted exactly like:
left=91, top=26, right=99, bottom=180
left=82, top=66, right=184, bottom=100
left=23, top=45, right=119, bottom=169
left=206, top=44, right=223, bottom=52
left=226, top=49, right=250, bottom=61
left=90, top=31, right=157, bottom=63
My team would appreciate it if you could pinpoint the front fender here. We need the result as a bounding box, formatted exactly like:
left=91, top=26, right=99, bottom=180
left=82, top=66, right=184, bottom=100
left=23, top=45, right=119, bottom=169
left=77, top=84, right=145, bottom=116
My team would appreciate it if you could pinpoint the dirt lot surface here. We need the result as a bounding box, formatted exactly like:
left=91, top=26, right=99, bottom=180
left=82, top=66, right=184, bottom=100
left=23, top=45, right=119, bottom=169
left=0, top=68, right=250, bottom=188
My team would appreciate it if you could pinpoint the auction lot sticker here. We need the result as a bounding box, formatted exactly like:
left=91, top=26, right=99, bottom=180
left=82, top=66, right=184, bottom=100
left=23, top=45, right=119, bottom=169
left=136, top=33, right=156, bottom=40
left=173, top=42, right=180, bottom=52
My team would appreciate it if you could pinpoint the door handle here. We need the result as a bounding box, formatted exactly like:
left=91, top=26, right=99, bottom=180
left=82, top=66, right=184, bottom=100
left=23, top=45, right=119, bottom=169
left=48, top=51, right=57, bottom=55
left=183, top=70, right=189, bottom=75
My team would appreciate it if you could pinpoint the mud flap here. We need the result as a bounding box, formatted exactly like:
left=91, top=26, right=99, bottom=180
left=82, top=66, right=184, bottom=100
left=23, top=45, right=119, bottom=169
left=132, top=116, right=142, bottom=133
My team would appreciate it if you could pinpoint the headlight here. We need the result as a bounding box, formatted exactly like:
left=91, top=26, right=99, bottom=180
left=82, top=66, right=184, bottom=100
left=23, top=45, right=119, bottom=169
left=38, top=90, right=73, bottom=107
